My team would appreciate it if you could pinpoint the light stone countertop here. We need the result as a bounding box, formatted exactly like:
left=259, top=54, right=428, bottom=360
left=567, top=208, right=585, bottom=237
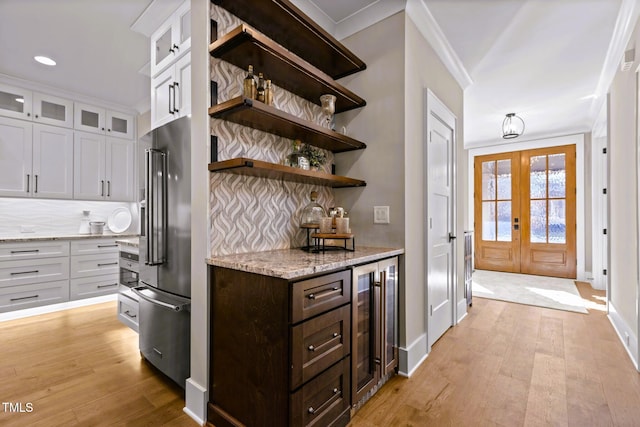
left=206, top=246, right=404, bottom=280
left=115, top=237, right=140, bottom=248
left=0, top=233, right=139, bottom=243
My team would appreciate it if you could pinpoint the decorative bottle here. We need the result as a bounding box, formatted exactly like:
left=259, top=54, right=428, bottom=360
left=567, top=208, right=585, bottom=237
left=256, top=73, right=266, bottom=103
left=243, top=65, right=256, bottom=99
left=265, top=80, right=273, bottom=105
left=300, top=191, right=327, bottom=228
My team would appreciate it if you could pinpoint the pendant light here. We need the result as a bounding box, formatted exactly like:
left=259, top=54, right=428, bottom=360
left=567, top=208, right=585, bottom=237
left=502, top=113, right=525, bottom=139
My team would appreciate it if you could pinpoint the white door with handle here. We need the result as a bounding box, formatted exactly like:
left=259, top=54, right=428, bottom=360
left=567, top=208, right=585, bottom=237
left=426, top=90, right=456, bottom=349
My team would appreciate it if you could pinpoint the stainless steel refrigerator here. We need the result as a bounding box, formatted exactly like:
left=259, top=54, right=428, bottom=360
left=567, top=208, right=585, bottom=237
left=134, top=116, right=191, bottom=387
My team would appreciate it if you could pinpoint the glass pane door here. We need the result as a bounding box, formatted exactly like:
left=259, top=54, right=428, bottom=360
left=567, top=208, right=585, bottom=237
left=529, top=154, right=567, bottom=244
left=355, top=270, right=374, bottom=390
left=481, top=159, right=513, bottom=242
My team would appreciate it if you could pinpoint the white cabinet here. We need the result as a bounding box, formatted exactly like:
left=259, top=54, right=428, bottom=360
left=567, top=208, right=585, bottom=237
left=32, top=124, right=74, bottom=199
left=74, top=131, right=135, bottom=201
left=0, top=83, right=73, bottom=128
left=0, top=117, right=32, bottom=197
left=150, top=0, right=191, bottom=78
left=0, top=241, right=71, bottom=312
left=151, top=52, right=191, bottom=130
left=74, top=102, right=135, bottom=140
left=0, top=83, right=32, bottom=121
left=0, top=118, right=73, bottom=199
left=33, top=93, right=74, bottom=128
left=70, top=239, right=119, bottom=300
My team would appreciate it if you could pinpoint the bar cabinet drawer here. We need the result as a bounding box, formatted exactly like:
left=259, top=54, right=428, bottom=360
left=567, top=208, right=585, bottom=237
left=291, top=270, right=351, bottom=323
left=291, top=304, right=351, bottom=390
left=291, top=356, right=351, bottom=427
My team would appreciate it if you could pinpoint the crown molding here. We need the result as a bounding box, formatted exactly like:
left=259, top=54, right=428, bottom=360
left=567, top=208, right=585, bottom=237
left=405, top=0, right=473, bottom=90
left=588, top=0, right=640, bottom=126
left=334, top=0, right=406, bottom=41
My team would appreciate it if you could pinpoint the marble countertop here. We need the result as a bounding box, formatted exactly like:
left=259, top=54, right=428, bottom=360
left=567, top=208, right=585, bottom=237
left=206, top=246, right=404, bottom=280
left=0, top=233, right=139, bottom=243
left=115, top=237, right=139, bottom=248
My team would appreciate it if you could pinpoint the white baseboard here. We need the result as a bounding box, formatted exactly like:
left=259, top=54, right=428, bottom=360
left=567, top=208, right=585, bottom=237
left=185, top=378, right=208, bottom=426
left=608, top=302, right=639, bottom=370
left=398, top=332, right=428, bottom=377
left=457, top=299, right=468, bottom=323
left=0, top=294, right=117, bottom=322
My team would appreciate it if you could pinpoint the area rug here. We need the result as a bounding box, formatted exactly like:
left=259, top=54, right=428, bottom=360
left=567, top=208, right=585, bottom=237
left=472, top=269, right=588, bottom=314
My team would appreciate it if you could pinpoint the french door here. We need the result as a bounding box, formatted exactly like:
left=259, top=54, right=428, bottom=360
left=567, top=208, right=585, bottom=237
left=474, top=145, right=576, bottom=278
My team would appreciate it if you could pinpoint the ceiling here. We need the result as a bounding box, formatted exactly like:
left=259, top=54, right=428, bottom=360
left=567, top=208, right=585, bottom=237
left=0, top=0, right=629, bottom=146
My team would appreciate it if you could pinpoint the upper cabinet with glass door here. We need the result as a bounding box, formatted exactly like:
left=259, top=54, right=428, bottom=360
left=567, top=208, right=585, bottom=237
left=74, top=102, right=135, bottom=140
left=150, top=0, right=191, bottom=78
left=0, top=83, right=73, bottom=128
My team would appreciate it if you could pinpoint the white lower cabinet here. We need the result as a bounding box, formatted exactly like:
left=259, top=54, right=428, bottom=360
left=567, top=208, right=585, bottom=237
left=117, top=292, right=139, bottom=332
left=0, top=238, right=124, bottom=313
left=70, top=254, right=119, bottom=278
left=0, top=280, right=70, bottom=312
left=70, top=274, right=119, bottom=300
left=0, top=257, right=70, bottom=288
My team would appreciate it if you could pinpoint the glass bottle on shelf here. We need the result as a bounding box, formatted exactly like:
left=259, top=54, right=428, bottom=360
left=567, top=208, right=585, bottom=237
left=243, top=65, right=256, bottom=99
left=300, top=191, right=327, bottom=228
left=265, top=80, right=273, bottom=106
left=256, top=73, right=266, bottom=103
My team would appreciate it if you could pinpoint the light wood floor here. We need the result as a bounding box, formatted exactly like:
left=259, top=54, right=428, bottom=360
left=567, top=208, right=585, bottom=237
left=0, top=302, right=196, bottom=427
left=350, top=282, right=640, bottom=426
left=1, top=283, right=638, bottom=426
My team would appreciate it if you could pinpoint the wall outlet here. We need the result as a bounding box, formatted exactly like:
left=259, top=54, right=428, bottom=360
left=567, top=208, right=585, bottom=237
left=20, top=225, right=35, bottom=233
left=374, top=206, right=390, bottom=224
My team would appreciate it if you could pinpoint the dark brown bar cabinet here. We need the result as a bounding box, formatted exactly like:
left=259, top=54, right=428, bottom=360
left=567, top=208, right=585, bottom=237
left=209, top=267, right=353, bottom=427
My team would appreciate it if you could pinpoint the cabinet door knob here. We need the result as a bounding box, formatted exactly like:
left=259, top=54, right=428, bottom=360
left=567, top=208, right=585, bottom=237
left=173, top=43, right=179, bottom=51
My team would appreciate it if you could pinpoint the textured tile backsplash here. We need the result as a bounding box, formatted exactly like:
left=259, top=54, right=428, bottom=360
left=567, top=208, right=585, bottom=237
left=0, top=199, right=138, bottom=237
left=210, top=4, right=336, bottom=256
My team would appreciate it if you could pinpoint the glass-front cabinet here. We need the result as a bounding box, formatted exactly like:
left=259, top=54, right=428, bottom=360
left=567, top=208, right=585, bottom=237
left=150, top=0, right=191, bottom=78
left=0, top=83, right=32, bottom=120
left=0, top=84, right=73, bottom=128
left=351, top=256, right=398, bottom=406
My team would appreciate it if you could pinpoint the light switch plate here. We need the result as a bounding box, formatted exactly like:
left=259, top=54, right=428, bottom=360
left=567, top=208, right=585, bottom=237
left=374, top=206, right=390, bottom=224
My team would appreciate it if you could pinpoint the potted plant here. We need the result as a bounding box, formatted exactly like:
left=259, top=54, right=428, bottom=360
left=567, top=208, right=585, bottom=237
left=300, top=143, right=327, bottom=170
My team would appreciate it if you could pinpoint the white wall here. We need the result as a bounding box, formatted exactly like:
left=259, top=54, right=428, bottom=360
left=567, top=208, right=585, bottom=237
left=336, top=10, right=465, bottom=376
left=608, top=18, right=640, bottom=367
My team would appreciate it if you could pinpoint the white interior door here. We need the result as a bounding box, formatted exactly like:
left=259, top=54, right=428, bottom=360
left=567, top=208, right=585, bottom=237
left=427, top=91, right=456, bottom=349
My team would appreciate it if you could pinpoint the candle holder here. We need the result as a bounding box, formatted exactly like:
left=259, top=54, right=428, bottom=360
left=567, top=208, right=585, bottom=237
left=320, top=94, right=336, bottom=129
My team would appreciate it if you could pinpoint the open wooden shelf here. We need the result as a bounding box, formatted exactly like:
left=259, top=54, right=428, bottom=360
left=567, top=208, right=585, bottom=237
left=208, top=158, right=367, bottom=188
left=212, top=0, right=366, bottom=79
left=210, top=25, right=366, bottom=113
left=208, top=97, right=366, bottom=153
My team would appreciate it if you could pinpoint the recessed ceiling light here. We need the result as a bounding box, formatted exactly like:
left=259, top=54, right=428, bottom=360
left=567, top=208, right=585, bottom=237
left=34, top=56, right=56, bottom=66
left=15, top=98, right=24, bottom=103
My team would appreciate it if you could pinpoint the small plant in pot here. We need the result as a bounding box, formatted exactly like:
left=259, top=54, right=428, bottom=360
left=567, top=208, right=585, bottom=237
left=300, top=144, right=327, bottom=170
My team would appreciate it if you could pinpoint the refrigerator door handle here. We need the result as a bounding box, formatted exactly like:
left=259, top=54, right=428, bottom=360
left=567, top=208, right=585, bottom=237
left=145, top=148, right=167, bottom=265
left=133, top=286, right=189, bottom=312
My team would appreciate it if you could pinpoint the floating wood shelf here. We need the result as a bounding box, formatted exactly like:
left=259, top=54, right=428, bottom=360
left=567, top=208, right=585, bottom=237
left=210, top=25, right=366, bottom=113
left=212, top=0, right=366, bottom=79
left=208, top=97, right=366, bottom=153
left=208, top=158, right=367, bottom=188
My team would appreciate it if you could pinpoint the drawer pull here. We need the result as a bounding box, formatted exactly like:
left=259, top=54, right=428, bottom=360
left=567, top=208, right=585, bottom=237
left=306, top=286, right=341, bottom=301
left=10, top=270, right=39, bottom=276
left=124, top=310, right=137, bottom=319
left=97, top=244, right=118, bottom=248
left=307, top=387, right=342, bottom=415
left=97, top=262, right=118, bottom=267
left=98, top=283, right=118, bottom=289
left=10, top=294, right=39, bottom=302
left=10, top=249, right=40, bottom=254
left=307, top=332, right=342, bottom=353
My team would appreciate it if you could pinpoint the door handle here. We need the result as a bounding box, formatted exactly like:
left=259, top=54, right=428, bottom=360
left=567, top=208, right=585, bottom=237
left=173, top=82, right=179, bottom=113
left=448, top=232, right=457, bottom=242
left=34, top=175, right=38, bottom=193
left=26, top=174, right=30, bottom=193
